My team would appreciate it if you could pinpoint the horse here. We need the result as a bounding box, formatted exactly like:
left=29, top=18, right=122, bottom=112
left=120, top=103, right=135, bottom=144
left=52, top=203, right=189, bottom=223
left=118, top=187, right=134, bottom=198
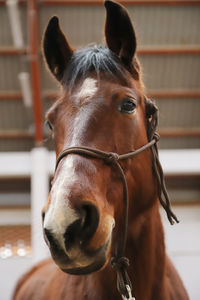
left=14, top=1, right=189, bottom=299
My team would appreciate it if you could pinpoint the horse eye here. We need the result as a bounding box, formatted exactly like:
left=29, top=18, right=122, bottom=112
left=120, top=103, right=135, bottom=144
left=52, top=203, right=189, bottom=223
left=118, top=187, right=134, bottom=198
left=118, top=98, right=136, bottom=114
left=45, top=120, right=53, bottom=131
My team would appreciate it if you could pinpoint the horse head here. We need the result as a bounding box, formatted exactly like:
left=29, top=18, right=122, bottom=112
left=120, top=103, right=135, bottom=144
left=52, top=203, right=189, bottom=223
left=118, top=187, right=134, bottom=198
left=42, top=0, right=159, bottom=276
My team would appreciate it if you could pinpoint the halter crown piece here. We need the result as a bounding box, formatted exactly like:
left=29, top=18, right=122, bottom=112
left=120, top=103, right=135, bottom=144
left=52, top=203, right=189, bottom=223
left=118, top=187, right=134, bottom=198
left=55, top=132, right=178, bottom=300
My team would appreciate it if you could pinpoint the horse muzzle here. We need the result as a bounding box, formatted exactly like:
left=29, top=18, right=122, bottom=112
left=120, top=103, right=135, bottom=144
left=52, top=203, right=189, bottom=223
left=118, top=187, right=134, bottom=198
left=43, top=201, right=115, bottom=274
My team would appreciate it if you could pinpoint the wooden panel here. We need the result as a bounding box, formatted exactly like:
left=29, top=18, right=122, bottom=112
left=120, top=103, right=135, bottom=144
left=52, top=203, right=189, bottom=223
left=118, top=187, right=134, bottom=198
left=2, top=47, right=199, bottom=56
left=0, top=48, right=27, bottom=56
left=159, top=129, right=200, bottom=137
left=0, top=130, right=33, bottom=139
left=0, top=129, right=199, bottom=139
left=138, top=47, right=200, bottom=55
left=148, top=90, right=200, bottom=99
left=0, top=92, right=22, bottom=100
left=41, top=0, right=200, bottom=6
left=0, top=90, right=199, bottom=101
left=1, top=0, right=200, bottom=5
left=44, top=90, right=200, bottom=100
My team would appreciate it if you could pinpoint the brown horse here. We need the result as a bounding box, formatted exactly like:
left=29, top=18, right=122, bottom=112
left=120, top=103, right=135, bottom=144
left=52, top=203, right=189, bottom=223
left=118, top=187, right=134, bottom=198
left=14, top=1, right=189, bottom=300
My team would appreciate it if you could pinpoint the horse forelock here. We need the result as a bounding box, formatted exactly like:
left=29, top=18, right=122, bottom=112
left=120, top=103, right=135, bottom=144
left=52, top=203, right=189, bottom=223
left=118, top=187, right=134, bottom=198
left=61, top=45, right=141, bottom=92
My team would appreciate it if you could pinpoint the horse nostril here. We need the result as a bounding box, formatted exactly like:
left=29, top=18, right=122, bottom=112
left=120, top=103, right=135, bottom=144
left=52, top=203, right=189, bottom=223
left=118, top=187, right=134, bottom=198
left=64, top=203, right=99, bottom=250
left=44, top=228, right=56, bottom=248
left=64, top=218, right=83, bottom=250
left=42, top=210, right=45, bottom=223
left=80, top=204, right=99, bottom=244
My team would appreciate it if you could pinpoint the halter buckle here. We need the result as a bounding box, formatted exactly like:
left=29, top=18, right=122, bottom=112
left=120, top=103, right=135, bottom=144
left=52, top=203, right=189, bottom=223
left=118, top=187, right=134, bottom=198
left=122, top=285, right=136, bottom=300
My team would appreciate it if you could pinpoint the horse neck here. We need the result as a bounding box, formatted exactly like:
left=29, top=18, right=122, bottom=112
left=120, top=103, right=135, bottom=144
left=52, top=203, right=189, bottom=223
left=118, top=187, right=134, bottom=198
left=86, top=153, right=167, bottom=299
left=125, top=200, right=167, bottom=299
left=97, top=152, right=167, bottom=299
left=92, top=201, right=167, bottom=300
left=119, top=143, right=168, bottom=299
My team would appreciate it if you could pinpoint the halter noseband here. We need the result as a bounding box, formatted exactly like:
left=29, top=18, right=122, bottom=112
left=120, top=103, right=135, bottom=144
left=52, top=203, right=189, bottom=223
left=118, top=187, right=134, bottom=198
left=55, top=133, right=178, bottom=300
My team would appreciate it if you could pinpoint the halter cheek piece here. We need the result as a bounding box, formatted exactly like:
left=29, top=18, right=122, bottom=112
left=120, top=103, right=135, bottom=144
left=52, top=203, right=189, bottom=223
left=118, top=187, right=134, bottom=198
left=55, top=134, right=178, bottom=300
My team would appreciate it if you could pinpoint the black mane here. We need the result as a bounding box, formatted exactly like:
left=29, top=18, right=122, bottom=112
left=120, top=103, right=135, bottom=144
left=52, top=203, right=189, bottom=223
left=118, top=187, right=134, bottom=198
left=62, top=45, right=128, bottom=90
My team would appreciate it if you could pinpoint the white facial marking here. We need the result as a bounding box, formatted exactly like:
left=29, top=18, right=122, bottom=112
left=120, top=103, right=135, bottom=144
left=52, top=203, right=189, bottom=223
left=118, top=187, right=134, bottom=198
left=44, top=156, right=80, bottom=252
left=44, top=78, right=97, bottom=250
left=70, top=78, right=98, bottom=146
left=76, top=78, right=97, bottom=101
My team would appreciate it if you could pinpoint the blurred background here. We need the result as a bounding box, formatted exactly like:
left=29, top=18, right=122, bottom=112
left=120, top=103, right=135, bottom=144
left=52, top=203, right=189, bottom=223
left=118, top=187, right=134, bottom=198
left=0, top=0, right=199, bottom=299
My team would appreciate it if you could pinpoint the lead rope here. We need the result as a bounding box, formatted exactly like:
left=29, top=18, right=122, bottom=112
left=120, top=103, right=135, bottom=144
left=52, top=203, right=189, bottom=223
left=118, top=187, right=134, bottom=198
left=55, top=133, right=178, bottom=300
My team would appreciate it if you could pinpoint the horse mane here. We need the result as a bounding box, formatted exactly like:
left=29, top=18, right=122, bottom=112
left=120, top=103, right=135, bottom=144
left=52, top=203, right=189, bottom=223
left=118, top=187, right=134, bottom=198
left=62, top=45, right=139, bottom=91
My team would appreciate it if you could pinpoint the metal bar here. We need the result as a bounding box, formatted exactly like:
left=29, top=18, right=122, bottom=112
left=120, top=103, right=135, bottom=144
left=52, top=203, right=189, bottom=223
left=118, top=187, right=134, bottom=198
left=27, top=0, right=43, bottom=144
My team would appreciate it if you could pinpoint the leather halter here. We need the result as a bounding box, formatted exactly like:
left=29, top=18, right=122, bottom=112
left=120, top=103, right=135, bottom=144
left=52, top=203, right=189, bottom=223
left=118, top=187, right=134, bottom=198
left=55, top=133, right=178, bottom=300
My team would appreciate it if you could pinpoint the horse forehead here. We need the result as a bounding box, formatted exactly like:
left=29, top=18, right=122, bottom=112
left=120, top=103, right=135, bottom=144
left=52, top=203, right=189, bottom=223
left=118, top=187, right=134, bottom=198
left=75, top=77, right=98, bottom=101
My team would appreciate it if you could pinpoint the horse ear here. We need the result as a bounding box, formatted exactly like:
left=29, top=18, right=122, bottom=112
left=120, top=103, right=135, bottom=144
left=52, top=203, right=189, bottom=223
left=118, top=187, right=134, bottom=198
left=104, top=0, right=137, bottom=68
left=43, top=16, right=73, bottom=82
left=145, top=98, right=158, bottom=141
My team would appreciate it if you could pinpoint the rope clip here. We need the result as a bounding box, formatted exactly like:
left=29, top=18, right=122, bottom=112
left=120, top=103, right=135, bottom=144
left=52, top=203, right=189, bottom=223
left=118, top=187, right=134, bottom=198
left=122, top=285, right=135, bottom=300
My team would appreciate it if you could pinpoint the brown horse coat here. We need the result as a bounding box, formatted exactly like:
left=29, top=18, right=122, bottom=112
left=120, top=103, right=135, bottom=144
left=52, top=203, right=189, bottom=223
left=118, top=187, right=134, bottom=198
left=14, top=1, right=189, bottom=299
